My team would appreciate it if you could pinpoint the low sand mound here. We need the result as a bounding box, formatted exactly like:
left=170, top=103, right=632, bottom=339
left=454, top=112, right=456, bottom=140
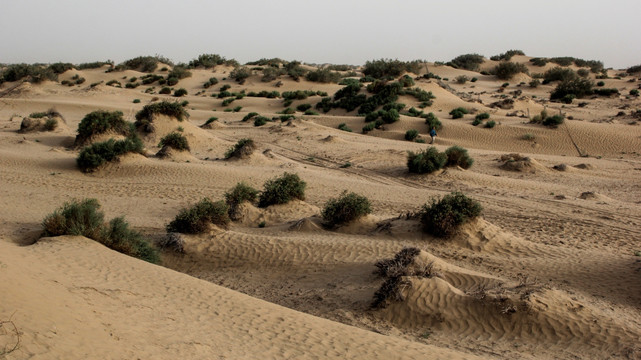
left=498, top=153, right=548, bottom=173
left=288, top=217, right=324, bottom=232
left=136, top=114, right=221, bottom=154
left=233, top=200, right=320, bottom=226
left=155, top=146, right=197, bottom=162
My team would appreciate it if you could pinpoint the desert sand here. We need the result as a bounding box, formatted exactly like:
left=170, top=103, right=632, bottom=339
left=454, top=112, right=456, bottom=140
left=1, top=56, right=640, bottom=359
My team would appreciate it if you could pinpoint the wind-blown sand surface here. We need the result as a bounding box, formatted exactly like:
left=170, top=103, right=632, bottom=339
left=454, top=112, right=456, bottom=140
left=1, top=58, right=640, bottom=359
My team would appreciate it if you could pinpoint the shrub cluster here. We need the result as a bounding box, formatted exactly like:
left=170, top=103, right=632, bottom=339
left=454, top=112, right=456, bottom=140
left=224, top=182, right=259, bottom=220
left=158, top=132, right=189, bottom=151
left=423, top=112, right=442, bottom=130
left=230, top=66, right=251, bottom=83
left=530, top=110, right=564, bottom=128
left=408, top=146, right=473, bottom=173
left=543, top=67, right=578, bottom=83
left=405, top=129, right=419, bottom=141
left=258, top=172, right=306, bottom=208
left=550, top=78, right=594, bottom=100
left=1, top=63, right=58, bottom=83
left=75, top=110, right=132, bottom=145
left=224, top=138, right=255, bottom=159
left=305, top=68, right=341, bottom=83
left=321, top=191, right=372, bottom=228
left=247, top=90, right=280, bottom=98
left=445, top=146, right=474, bottom=168
left=134, top=101, right=189, bottom=132
left=362, top=59, right=422, bottom=79
left=76, top=136, right=144, bottom=172
left=166, top=198, right=230, bottom=234
left=420, top=192, right=482, bottom=237
left=493, top=62, right=528, bottom=80
left=188, top=54, right=238, bottom=68
left=448, top=54, right=485, bottom=71
left=449, top=107, right=469, bottom=119
left=42, top=198, right=158, bottom=263
left=121, top=56, right=163, bottom=72
left=490, top=50, right=525, bottom=61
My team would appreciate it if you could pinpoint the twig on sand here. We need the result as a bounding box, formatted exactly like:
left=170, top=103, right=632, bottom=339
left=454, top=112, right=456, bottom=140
left=0, top=312, right=21, bottom=355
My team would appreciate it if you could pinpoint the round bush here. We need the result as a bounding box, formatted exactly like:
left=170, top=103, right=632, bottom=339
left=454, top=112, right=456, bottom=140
left=224, top=138, right=255, bottom=159
left=258, top=172, right=306, bottom=208
left=321, top=191, right=372, bottom=228
left=166, top=198, right=230, bottom=234
left=445, top=146, right=474, bottom=169
left=420, top=192, right=482, bottom=237
left=158, top=132, right=190, bottom=151
left=405, top=129, right=419, bottom=141
left=542, top=115, right=564, bottom=128
left=484, top=120, right=496, bottom=128
left=475, top=113, right=490, bottom=121
left=423, top=112, right=442, bottom=130
left=449, top=107, right=468, bottom=119
left=407, top=147, right=447, bottom=174
left=225, top=182, right=259, bottom=220
left=75, top=110, right=130, bottom=145
left=174, top=88, right=188, bottom=97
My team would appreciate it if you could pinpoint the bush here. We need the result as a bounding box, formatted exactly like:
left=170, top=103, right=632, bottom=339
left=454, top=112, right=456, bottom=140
left=44, top=118, right=58, bottom=131
left=542, top=115, right=564, bottom=128
left=596, top=81, right=605, bottom=87
left=254, top=116, right=269, bottom=127
left=550, top=78, right=594, bottom=100
left=158, top=132, right=189, bottom=151
left=242, top=112, right=259, bottom=122
left=305, top=68, right=341, bottom=83
left=522, top=133, right=535, bottom=140
left=422, top=112, right=442, bottom=130
left=134, top=101, right=189, bottom=131
left=626, top=64, right=641, bottom=74
left=167, top=65, right=192, bottom=81
left=174, top=88, right=187, bottom=97
left=42, top=198, right=158, bottom=263
left=203, top=77, right=219, bottom=88
left=630, top=89, right=640, bottom=97
left=405, top=129, right=419, bottom=141
left=75, top=110, right=131, bottom=145
left=1, top=63, right=58, bottom=83
left=445, top=146, right=473, bottom=169
left=407, top=147, right=447, bottom=174
left=544, top=67, right=578, bottom=83
left=593, top=88, right=619, bottom=97
left=261, top=66, right=284, bottom=82
left=561, top=94, right=576, bottom=104
left=189, top=53, right=236, bottom=68
left=304, top=109, right=319, bottom=115
left=362, top=59, right=422, bottom=79
left=224, top=138, right=255, bottom=159
left=529, top=79, right=541, bottom=88
left=296, top=103, right=312, bottom=112
left=159, top=87, right=171, bottom=94
left=230, top=66, right=251, bottom=83
left=485, top=120, right=496, bottom=128
left=121, top=56, right=160, bottom=72
left=338, top=123, right=353, bottom=132
left=449, top=107, right=468, bottom=119
left=362, top=122, right=376, bottom=133
left=166, top=198, right=230, bottom=234
left=258, top=172, right=306, bottom=207
left=448, top=54, right=485, bottom=71
left=490, top=50, right=525, bottom=61
left=321, top=191, right=372, bottom=228
left=399, top=74, right=415, bottom=87
left=472, top=118, right=482, bottom=126
left=475, top=113, right=490, bottom=121
left=455, top=75, right=469, bottom=84
left=420, top=192, right=482, bottom=237
left=76, top=136, right=144, bottom=172
left=224, top=182, right=259, bottom=220
left=493, top=62, right=528, bottom=80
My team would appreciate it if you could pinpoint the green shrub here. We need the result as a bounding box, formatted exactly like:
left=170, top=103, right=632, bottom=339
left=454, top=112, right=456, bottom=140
left=475, top=113, right=490, bottom=121
left=261, top=67, right=284, bottom=82
left=203, top=77, right=219, bottom=88
left=203, top=117, right=218, bottom=126
left=42, top=198, right=158, bottom=263
left=167, top=65, right=192, bottom=81
left=501, top=82, right=509, bottom=88
left=561, top=94, right=576, bottom=104
left=189, top=53, right=237, bottom=68
left=407, top=147, right=447, bottom=174
left=492, top=62, right=528, bottom=80
left=422, top=112, right=442, bottom=130
left=448, top=54, right=485, bottom=71
left=121, top=56, right=161, bottom=72
left=529, top=79, right=541, bottom=88
left=542, top=115, right=564, bottom=128
left=75, top=110, right=131, bottom=145
left=405, top=129, right=419, bottom=141
left=254, top=116, right=269, bottom=127
left=490, top=50, right=525, bottom=61
left=522, top=133, right=535, bottom=140
left=174, top=88, right=187, bottom=97
left=472, top=118, right=482, bottom=126
left=297, top=103, right=312, bottom=112
left=399, top=74, right=415, bottom=87
left=420, top=192, right=482, bottom=237
left=577, top=69, right=589, bottom=78
left=133, top=99, right=141, bottom=104
left=321, top=191, right=372, bottom=228
left=485, top=120, right=496, bottom=128
left=158, top=132, right=189, bottom=151
left=630, top=89, right=640, bottom=97
left=550, top=78, right=594, bottom=100
left=159, top=87, right=171, bottom=94
left=380, top=109, right=400, bottom=123
left=305, top=68, right=341, bottom=83
left=258, top=172, right=306, bottom=207
left=125, top=82, right=140, bottom=89
left=230, top=66, right=251, bottom=83
left=134, top=101, right=189, bottom=132
left=76, top=136, right=144, bottom=172
left=304, top=109, right=319, bottom=115
left=449, top=107, right=468, bottom=119
left=445, top=146, right=473, bottom=169
left=593, top=88, right=619, bottom=96
left=225, top=138, right=255, bottom=159
left=362, top=122, right=376, bottom=133
left=362, top=59, right=422, bottom=79
left=44, top=118, right=58, bottom=131
left=166, top=198, right=230, bottom=234
left=543, top=67, right=578, bottom=83
left=242, top=112, right=259, bottom=122
left=596, top=81, right=605, bottom=87
left=1, top=63, right=58, bottom=83
left=338, top=123, right=352, bottom=132
left=224, top=182, right=259, bottom=220
left=455, top=75, right=469, bottom=84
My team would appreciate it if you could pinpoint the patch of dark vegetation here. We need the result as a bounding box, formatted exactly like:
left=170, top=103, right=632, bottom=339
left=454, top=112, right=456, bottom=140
left=362, top=59, right=422, bottom=79
left=550, top=78, right=594, bottom=100
left=258, top=172, right=306, bottom=208
left=1, top=63, right=58, bottom=83
left=76, top=136, right=144, bottom=172
left=407, top=147, right=447, bottom=174
left=448, top=54, right=485, bottom=71
left=166, top=198, right=230, bottom=234
left=188, top=54, right=238, bottom=68
left=75, top=110, right=131, bottom=145
left=530, top=109, right=565, bottom=128
left=449, top=107, right=469, bottom=119
left=224, top=138, right=255, bottom=159
left=492, top=62, right=528, bottom=80
left=490, top=50, right=525, bottom=61
left=230, top=66, right=251, bottom=84
left=422, top=112, right=442, bottom=130
left=158, top=132, right=189, bottom=151
left=224, top=182, right=259, bottom=220
left=42, top=198, right=158, bottom=263
left=321, top=191, right=372, bottom=228
left=420, top=192, right=482, bottom=237
left=247, top=90, right=280, bottom=98
left=405, top=129, right=419, bottom=141
left=134, top=101, right=189, bottom=132
left=445, top=145, right=474, bottom=169
left=305, top=68, right=341, bottom=83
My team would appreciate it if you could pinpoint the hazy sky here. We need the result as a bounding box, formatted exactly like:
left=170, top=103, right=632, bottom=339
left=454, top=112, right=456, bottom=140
left=1, top=0, right=639, bottom=69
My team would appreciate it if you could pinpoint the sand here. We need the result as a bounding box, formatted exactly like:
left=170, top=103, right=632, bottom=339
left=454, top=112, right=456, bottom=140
left=1, top=57, right=640, bottom=359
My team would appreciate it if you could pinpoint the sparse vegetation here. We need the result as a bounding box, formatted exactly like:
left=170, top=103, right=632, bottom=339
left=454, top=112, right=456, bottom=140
left=134, top=101, right=189, bottom=132
left=420, top=192, right=482, bottom=237
left=305, top=68, right=341, bottom=83
left=490, top=50, right=525, bottom=61
left=76, top=136, right=144, bottom=172
left=445, top=146, right=474, bottom=169
left=407, top=147, right=447, bottom=174
left=405, top=129, right=419, bottom=141
left=455, top=75, right=469, bottom=84
left=258, top=172, right=306, bottom=208
left=493, top=62, right=528, bottom=80
left=75, top=110, right=131, bottom=145
left=230, top=66, right=251, bottom=83
left=422, top=112, right=442, bottom=130
left=448, top=54, right=485, bottom=71
left=158, top=132, right=189, bottom=151
left=449, top=107, right=469, bottom=119
left=338, top=123, right=353, bottom=132
left=173, top=88, right=187, bottom=97
left=224, top=138, right=255, bottom=159
left=321, top=191, right=372, bottom=228
left=362, top=59, right=422, bottom=79
left=550, top=78, right=594, bottom=100
left=42, top=198, right=158, bottom=263
left=166, top=198, right=230, bottom=234
left=224, top=182, right=259, bottom=220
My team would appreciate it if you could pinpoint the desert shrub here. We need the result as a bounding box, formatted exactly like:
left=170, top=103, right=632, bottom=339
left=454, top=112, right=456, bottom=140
left=101, top=216, right=159, bottom=263
left=106, top=80, right=121, bottom=87
left=405, top=129, right=419, bottom=141
left=577, top=68, right=590, bottom=78
left=159, top=87, right=171, bottom=94
left=321, top=191, right=372, bottom=228
left=282, top=90, right=319, bottom=100
left=542, top=115, right=564, bottom=128
left=449, top=107, right=468, bottom=119
left=420, top=192, right=482, bottom=237
left=304, top=109, right=319, bottom=115
left=125, top=82, right=140, bottom=89
left=529, top=79, right=541, bottom=88
left=221, top=98, right=235, bottom=106
left=399, top=74, right=415, bottom=87
left=407, top=147, right=447, bottom=174
left=485, top=120, right=496, bottom=128
left=189, top=53, right=235, bottom=68
left=472, top=118, right=482, bottom=126
left=76, top=136, right=144, bottom=172
left=173, top=88, right=187, bottom=97
left=593, top=88, right=619, bottom=96
left=455, top=75, right=469, bottom=84
left=242, top=112, right=259, bottom=122
left=561, top=94, right=576, bottom=104
left=230, top=66, right=251, bottom=83
left=157, top=232, right=185, bottom=253
left=530, top=57, right=548, bottom=67
left=550, top=78, right=594, bottom=100
left=522, top=133, right=535, bottom=140
left=445, top=146, right=473, bottom=169
left=285, top=60, right=307, bottom=81
left=75, top=110, right=131, bottom=145
left=247, top=90, right=280, bottom=98
left=224, top=138, right=255, bottom=159
left=133, top=99, right=141, bottom=104
left=141, top=74, right=164, bottom=85
left=543, top=67, right=578, bottom=83
left=158, top=132, right=189, bottom=151
left=121, top=56, right=160, bottom=72
left=76, top=61, right=112, bottom=70
left=422, top=112, right=442, bottom=130
left=203, top=77, right=219, bottom=88
left=362, top=122, right=376, bottom=133
left=43, top=118, right=58, bottom=131
left=167, top=65, right=191, bottom=81
left=338, top=123, right=352, bottom=132
left=493, top=61, right=528, bottom=80
left=254, top=116, right=269, bottom=126
left=166, top=77, right=179, bottom=86
left=42, top=198, right=157, bottom=263
left=134, top=101, right=189, bottom=131
left=596, top=81, right=605, bottom=87
left=217, top=91, right=232, bottom=98
left=501, top=82, right=509, bottom=88
left=475, top=113, right=490, bottom=121
left=380, top=109, right=400, bottom=123
left=166, top=198, right=230, bottom=234
left=261, top=66, right=284, bottom=82
left=630, top=89, right=640, bottom=97
left=371, top=247, right=432, bottom=309
left=225, top=182, right=259, bottom=220
left=402, top=87, right=435, bottom=103
left=490, top=50, right=525, bottom=61
left=626, top=64, right=641, bottom=74
left=362, top=59, right=422, bottom=79
left=42, top=198, right=104, bottom=240
left=448, top=54, right=484, bottom=71
left=1, top=63, right=58, bottom=83
left=296, top=103, right=312, bottom=112
left=305, top=68, right=341, bottom=83
left=258, top=172, right=306, bottom=207
left=202, top=117, right=218, bottom=127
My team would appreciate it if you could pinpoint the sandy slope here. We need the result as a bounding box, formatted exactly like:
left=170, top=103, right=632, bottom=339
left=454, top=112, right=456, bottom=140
left=1, top=58, right=641, bottom=359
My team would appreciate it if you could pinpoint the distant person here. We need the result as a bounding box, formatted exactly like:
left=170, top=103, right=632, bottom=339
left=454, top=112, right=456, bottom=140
left=429, top=127, right=437, bottom=144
